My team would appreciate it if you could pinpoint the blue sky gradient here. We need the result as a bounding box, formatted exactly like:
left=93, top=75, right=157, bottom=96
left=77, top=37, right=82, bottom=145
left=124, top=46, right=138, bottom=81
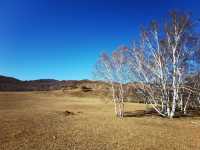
left=0, top=0, right=200, bottom=80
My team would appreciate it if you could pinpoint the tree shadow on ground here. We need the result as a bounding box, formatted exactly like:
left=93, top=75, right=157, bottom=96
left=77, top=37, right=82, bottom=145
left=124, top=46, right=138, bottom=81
left=124, top=109, right=160, bottom=118
left=124, top=109, right=200, bottom=118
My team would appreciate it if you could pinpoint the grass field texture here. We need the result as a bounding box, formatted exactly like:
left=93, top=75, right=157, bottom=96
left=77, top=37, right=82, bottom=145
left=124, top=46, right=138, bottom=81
left=0, top=91, right=200, bottom=150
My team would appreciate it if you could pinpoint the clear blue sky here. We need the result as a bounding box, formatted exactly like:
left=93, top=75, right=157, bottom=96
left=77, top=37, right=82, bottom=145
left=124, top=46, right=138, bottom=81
left=0, top=0, right=200, bottom=80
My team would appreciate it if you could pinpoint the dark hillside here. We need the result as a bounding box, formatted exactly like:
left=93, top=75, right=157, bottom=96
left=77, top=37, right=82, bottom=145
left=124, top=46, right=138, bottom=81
left=0, top=75, right=142, bottom=102
left=0, top=75, right=110, bottom=92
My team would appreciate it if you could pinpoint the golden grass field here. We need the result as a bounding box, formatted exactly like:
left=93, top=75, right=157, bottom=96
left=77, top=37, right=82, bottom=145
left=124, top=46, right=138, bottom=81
left=0, top=91, right=200, bottom=150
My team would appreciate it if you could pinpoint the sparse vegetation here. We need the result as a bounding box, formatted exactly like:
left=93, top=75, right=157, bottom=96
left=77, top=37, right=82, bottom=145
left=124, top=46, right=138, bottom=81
left=1, top=0, right=200, bottom=149
left=0, top=91, right=200, bottom=150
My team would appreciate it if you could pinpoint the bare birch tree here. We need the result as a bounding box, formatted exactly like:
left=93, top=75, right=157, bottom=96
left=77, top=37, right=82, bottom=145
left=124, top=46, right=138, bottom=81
left=94, top=11, right=200, bottom=118
left=127, top=11, right=200, bottom=118
left=94, top=49, right=128, bottom=118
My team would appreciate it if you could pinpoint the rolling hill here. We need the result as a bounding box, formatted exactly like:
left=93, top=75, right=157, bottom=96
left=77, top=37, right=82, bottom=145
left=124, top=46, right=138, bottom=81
left=0, top=75, right=109, bottom=92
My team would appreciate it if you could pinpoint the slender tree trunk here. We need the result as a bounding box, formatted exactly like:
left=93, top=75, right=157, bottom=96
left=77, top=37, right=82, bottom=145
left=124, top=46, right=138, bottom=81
left=179, top=94, right=183, bottom=112
left=119, top=83, right=125, bottom=118
left=184, top=91, right=191, bottom=114
left=111, top=84, right=118, bottom=116
left=170, top=49, right=177, bottom=118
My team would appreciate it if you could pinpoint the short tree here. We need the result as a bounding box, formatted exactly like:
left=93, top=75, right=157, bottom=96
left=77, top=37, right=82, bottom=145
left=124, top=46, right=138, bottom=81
left=94, top=47, right=129, bottom=118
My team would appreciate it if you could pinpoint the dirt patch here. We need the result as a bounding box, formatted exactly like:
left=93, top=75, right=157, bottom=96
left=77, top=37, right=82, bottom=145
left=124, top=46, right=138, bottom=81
left=63, top=110, right=75, bottom=116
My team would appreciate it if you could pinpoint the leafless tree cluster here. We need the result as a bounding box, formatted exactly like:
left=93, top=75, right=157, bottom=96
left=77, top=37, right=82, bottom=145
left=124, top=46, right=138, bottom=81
left=94, top=11, right=200, bottom=118
left=94, top=48, right=129, bottom=118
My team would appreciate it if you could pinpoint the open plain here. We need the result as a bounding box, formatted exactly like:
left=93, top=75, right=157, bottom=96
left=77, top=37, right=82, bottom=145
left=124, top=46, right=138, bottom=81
left=0, top=91, right=200, bottom=150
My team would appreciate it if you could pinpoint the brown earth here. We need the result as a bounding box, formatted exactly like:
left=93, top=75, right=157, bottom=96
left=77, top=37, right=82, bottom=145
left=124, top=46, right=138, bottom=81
left=0, top=91, right=200, bottom=150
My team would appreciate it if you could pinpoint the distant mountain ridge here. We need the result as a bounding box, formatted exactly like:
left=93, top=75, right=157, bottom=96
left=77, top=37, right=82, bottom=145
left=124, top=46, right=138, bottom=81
left=0, top=75, right=21, bottom=83
left=0, top=75, right=148, bottom=103
left=0, top=75, right=108, bottom=92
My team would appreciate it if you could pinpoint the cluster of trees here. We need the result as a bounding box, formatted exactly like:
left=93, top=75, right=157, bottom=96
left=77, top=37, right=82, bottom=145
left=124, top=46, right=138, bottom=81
left=94, top=11, right=200, bottom=118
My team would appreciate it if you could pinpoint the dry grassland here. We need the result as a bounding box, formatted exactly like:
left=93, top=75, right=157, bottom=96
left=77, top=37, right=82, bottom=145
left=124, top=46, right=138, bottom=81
left=0, top=91, right=200, bottom=150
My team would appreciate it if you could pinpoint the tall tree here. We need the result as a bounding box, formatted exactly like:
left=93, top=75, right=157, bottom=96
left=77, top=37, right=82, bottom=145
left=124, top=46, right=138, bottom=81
left=94, top=11, right=200, bottom=118
left=127, top=11, right=200, bottom=118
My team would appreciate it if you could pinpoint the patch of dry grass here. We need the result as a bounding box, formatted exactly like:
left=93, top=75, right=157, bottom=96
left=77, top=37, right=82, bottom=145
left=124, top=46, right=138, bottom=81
left=0, top=91, right=200, bottom=150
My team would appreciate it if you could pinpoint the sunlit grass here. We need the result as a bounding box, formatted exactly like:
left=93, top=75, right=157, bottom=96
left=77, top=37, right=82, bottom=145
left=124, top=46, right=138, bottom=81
left=0, top=91, right=200, bottom=150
